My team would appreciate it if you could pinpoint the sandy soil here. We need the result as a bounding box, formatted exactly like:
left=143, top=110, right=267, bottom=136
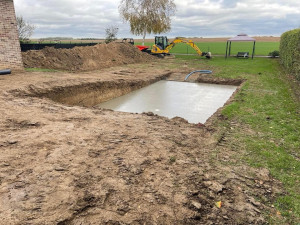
left=0, top=62, right=284, bottom=224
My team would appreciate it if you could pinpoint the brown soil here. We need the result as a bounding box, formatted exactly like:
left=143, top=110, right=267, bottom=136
left=22, top=42, right=156, bottom=71
left=0, top=63, right=284, bottom=224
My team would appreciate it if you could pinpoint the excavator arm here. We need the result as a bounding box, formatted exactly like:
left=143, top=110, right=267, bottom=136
left=165, top=38, right=202, bottom=54
left=151, top=37, right=211, bottom=58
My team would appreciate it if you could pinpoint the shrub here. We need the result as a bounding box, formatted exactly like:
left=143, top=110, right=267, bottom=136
left=279, top=29, right=300, bottom=80
left=268, top=50, right=279, bottom=58
left=105, top=26, right=119, bottom=44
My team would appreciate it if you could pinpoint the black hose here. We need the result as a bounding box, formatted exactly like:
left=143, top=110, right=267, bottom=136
left=0, top=69, right=11, bottom=75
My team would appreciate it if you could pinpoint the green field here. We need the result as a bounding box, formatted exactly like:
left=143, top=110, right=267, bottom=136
left=136, top=42, right=279, bottom=56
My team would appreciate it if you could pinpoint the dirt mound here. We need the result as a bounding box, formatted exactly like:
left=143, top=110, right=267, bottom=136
left=22, top=42, right=156, bottom=71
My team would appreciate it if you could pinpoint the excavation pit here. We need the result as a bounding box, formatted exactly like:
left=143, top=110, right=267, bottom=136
left=26, top=72, right=240, bottom=124
left=97, top=80, right=238, bottom=123
left=2, top=67, right=272, bottom=224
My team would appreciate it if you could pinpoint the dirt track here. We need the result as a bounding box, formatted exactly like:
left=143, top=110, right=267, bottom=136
left=0, top=62, right=283, bottom=224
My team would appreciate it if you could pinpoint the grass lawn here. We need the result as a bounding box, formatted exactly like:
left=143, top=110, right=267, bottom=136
left=136, top=41, right=279, bottom=56
left=156, top=56, right=299, bottom=224
left=215, top=57, right=299, bottom=224
left=25, top=68, right=61, bottom=72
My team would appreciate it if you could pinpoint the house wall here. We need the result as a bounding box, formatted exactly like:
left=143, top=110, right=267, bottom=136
left=0, top=0, right=23, bottom=71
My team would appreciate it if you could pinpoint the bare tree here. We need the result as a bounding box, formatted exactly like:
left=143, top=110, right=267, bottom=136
left=105, top=26, right=119, bottom=43
left=16, top=15, right=35, bottom=42
left=119, top=0, right=176, bottom=45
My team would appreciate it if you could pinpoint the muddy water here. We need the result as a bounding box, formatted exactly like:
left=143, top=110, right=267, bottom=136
left=97, top=80, right=237, bottom=123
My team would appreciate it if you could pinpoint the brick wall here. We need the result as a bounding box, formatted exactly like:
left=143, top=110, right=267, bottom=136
left=0, top=0, right=23, bottom=71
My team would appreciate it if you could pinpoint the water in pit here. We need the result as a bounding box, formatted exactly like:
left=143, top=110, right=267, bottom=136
left=97, top=80, right=237, bottom=123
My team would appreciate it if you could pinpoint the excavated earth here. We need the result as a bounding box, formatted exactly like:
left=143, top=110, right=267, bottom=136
left=0, top=66, right=284, bottom=225
left=1, top=44, right=284, bottom=224
left=22, top=42, right=155, bottom=71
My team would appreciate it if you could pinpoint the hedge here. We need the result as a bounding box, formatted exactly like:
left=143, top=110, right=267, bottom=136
left=280, top=29, right=300, bottom=80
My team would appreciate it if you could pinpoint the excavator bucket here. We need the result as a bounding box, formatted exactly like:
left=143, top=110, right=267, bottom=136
left=203, top=52, right=212, bottom=59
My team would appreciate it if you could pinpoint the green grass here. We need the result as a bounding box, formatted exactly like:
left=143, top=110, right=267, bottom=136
left=158, top=56, right=299, bottom=223
left=169, top=156, right=177, bottom=164
left=212, top=57, right=299, bottom=223
left=136, top=41, right=279, bottom=56
left=25, top=68, right=61, bottom=72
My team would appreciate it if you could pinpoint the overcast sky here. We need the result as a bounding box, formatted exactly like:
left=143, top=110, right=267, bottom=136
left=14, top=0, right=300, bottom=39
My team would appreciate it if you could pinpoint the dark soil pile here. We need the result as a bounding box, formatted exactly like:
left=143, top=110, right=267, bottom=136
left=22, top=42, right=155, bottom=71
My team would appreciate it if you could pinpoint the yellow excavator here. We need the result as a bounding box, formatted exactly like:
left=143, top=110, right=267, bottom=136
left=151, top=36, right=211, bottom=58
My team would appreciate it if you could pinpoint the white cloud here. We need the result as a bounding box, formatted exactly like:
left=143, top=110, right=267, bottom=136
left=172, top=0, right=300, bottom=37
left=13, top=0, right=300, bottom=38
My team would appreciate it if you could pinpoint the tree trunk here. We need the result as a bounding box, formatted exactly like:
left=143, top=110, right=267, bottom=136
left=142, top=27, right=147, bottom=46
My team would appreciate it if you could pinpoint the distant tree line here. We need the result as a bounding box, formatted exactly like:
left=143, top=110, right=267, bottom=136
left=39, top=37, right=74, bottom=40
left=78, top=38, right=103, bottom=40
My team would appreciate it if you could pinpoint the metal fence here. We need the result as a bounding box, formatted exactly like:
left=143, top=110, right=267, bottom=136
left=20, top=43, right=99, bottom=52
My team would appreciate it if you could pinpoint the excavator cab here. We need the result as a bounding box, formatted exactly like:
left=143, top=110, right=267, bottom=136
left=151, top=36, right=211, bottom=59
left=155, top=36, right=169, bottom=50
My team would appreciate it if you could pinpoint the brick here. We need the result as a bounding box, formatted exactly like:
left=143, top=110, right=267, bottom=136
left=0, top=0, right=24, bottom=72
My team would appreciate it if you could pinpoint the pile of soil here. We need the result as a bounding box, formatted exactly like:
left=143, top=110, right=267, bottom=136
left=22, top=42, right=156, bottom=71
